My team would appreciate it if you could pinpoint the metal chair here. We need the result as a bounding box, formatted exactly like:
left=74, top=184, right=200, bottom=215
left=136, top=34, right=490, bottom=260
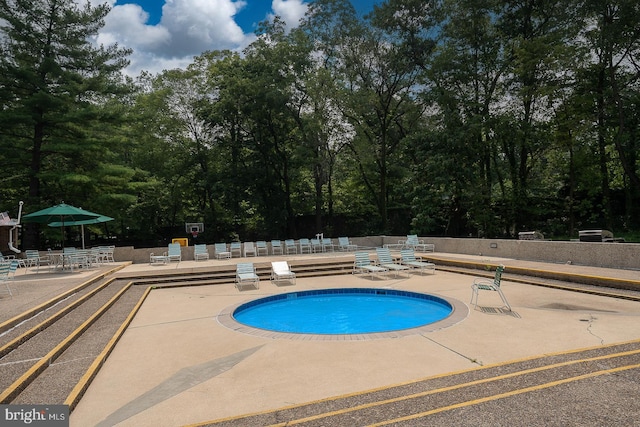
left=255, top=241, right=268, bottom=256
left=271, top=240, right=283, bottom=255
left=194, top=244, right=209, bottom=261
left=470, top=265, right=511, bottom=311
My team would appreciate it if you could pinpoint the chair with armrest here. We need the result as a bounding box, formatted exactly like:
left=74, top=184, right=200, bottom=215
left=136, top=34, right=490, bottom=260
left=375, top=247, right=410, bottom=278
left=214, top=243, right=231, bottom=259
left=230, top=241, right=242, bottom=257
left=194, top=244, right=209, bottom=261
left=167, top=243, right=182, bottom=262
left=0, top=262, right=12, bottom=297
left=271, top=240, right=283, bottom=255
left=298, top=238, right=312, bottom=254
left=284, top=239, right=297, bottom=255
left=270, top=261, right=296, bottom=286
left=256, top=241, right=268, bottom=256
left=236, top=262, right=260, bottom=290
left=400, top=249, right=435, bottom=275
left=403, top=234, right=435, bottom=252
left=353, top=252, right=388, bottom=279
left=243, top=242, right=257, bottom=257
left=338, top=237, right=357, bottom=252
left=470, top=265, right=511, bottom=311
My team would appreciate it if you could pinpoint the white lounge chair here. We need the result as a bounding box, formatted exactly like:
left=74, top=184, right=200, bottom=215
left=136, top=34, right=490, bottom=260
left=270, top=261, right=296, bottom=286
left=194, top=244, right=209, bottom=261
left=400, top=249, right=435, bottom=275
left=236, top=262, right=260, bottom=290
left=376, top=247, right=410, bottom=277
left=214, top=243, right=231, bottom=259
left=470, top=265, right=511, bottom=311
left=353, top=251, right=388, bottom=279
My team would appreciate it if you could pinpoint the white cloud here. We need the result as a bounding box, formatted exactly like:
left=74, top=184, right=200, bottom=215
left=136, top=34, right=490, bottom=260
left=92, top=0, right=256, bottom=76
left=160, top=0, right=248, bottom=55
left=270, top=0, right=308, bottom=29
left=83, top=0, right=309, bottom=76
left=98, top=4, right=171, bottom=51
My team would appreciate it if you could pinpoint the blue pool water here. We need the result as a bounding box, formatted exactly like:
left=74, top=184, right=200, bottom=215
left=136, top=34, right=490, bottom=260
left=233, top=288, right=453, bottom=335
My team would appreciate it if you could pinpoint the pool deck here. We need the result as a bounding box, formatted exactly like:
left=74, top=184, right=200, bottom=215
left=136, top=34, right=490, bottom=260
left=3, top=252, right=640, bottom=426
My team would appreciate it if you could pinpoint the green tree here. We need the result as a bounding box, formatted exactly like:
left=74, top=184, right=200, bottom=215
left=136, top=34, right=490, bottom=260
left=406, top=0, right=508, bottom=236
left=126, top=68, right=210, bottom=243
left=232, top=18, right=316, bottom=237
left=191, top=51, right=249, bottom=240
left=335, top=21, right=425, bottom=232
left=577, top=0, right=640, bottom=230
left=298, top=1, right=361, bottom=234
left=0, top=0, right=131, bottom=248
left=495, top=0, right=581, bottom=235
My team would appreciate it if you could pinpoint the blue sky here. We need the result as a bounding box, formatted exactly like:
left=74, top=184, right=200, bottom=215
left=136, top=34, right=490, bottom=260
left=96, top=1, right=379, bottom=76
left=115, top=0, right=376, bottom=31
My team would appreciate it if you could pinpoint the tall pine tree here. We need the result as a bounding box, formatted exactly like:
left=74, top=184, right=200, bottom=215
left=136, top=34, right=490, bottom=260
left=0, top=0, right=131, bottom=248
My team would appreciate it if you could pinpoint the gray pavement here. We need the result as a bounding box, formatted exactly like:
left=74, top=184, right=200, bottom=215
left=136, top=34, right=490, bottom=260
left=2, top=253, right=640, bottom=426
left=0, top=263, right=125, bottom=324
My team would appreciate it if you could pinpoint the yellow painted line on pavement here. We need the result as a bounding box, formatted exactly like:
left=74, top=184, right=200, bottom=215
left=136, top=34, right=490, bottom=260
left=0, top=278, right=116, bottom=358
left=427, top=256, right=640, bottom=293
left=370, top=363, right=640, bottom=426
left=0, top=264, right=126, bottom=333
left=0, top=282, right=131, bottom=403
left=66, top=283, right=151, bottom=411
left=189, top=340, right=640, bottom=427
left=266, top=349, right=640, bottom=427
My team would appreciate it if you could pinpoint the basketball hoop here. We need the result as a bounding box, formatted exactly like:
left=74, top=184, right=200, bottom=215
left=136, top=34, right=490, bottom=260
left=186, top=222, right=203, bottom=240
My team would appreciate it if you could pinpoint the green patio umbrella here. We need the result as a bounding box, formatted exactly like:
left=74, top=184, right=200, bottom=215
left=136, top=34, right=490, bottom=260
left=22, top=203, right=103, bottom=249
left=48, top=215, right=114, bottom=249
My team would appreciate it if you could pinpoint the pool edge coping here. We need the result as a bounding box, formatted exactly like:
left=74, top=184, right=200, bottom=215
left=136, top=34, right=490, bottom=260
left=216, top=288, right=470, bottom=340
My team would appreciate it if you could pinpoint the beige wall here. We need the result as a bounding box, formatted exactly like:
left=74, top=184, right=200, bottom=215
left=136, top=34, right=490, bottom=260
left=112, top=236, right=640, bottom=271
left=378, top=236, right=640, bottom=270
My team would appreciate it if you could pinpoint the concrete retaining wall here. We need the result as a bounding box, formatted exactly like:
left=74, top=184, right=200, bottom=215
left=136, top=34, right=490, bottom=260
left=380, top=236, right=640, bottom=271
left=112, top=236, right=640, bottom=271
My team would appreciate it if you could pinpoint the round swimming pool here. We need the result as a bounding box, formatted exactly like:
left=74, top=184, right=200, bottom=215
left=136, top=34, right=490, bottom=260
left=232, top=288, right=453, bottom=335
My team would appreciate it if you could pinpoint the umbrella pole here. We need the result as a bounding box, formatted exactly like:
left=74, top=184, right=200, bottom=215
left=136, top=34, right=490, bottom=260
left=62, top=218, right=65, bottom=269
left=81, top=224, right=85, bottom=249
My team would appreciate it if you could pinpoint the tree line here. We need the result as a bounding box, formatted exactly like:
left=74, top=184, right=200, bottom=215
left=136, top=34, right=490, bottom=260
left=1, top=0, right=639, bottom=249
